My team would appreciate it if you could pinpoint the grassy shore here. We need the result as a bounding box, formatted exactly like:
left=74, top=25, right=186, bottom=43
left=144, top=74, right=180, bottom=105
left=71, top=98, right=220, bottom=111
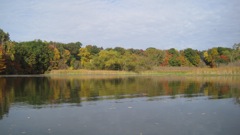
left=48, top=67, right=240, bottom=76
left=142, top=67, right=240, bottom=76
left=48, top=69, right=137, bottom=75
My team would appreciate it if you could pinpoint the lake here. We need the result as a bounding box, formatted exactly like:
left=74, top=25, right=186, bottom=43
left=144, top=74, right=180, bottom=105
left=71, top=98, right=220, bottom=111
left=0, top=75, right=240, bottom=135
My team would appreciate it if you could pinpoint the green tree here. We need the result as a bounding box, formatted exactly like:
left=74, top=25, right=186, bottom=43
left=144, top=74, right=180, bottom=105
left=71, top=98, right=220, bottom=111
left=0, top=46, right=6, bottom=73
left=0, top=29, right=11, bottom=74
left=0, top=29, right=9, bottom=45
left=167, top=48, right=181, bottom=66
left=169, top=56, right=181, bottom=66
left=215, top=47, right=232, bottom=64
left=145, top=47, right=165, bottom=66
left=168, top=48, right=179, bottom=56
left=63, top=42, right=82, bottom=59
left=183, top=48, right=201, bottom=66
left=122, top=52, right=138, bottom=71
left=14, top=40, right=53, bottom=74
left=114, top=47, right=126, bottom=55
left=232, top=43, right=240, bottom=61
left=92, top=50, right=122, bottom=70
left=86, top=45, right=102, bottom=55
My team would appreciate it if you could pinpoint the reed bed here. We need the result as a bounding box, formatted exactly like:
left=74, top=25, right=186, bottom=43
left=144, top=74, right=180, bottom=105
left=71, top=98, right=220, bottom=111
left=189, top=67, right=240, bottom=76
left=48, top=67, right=240, bottom=76
left=140, top=67, right=240, bottom=76
left=49, top=69, right=136, bottom=75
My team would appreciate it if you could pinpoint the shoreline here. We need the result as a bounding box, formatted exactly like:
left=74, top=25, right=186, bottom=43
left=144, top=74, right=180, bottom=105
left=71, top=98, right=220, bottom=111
left=1, top=67, right=240, bottom=77
left=48, top=67, right=240, bottom=76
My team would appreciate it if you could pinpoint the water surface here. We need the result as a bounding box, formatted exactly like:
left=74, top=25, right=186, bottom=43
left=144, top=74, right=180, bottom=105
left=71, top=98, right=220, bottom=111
left=0, top=76, right=240, bottom=135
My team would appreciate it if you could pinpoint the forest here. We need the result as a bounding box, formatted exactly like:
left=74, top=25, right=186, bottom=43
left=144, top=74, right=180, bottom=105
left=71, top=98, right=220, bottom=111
left=0, top=28, right=240, bottom=74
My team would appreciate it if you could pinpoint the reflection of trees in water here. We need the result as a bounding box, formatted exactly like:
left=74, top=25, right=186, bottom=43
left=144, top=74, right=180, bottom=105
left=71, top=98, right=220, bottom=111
left=202, top=82, right=232, bottom=99
left=0, top=76, right=240, bottom=119
left=184, top=82, right=202, bottom=97
left=0, top=78, right=14, bottom=119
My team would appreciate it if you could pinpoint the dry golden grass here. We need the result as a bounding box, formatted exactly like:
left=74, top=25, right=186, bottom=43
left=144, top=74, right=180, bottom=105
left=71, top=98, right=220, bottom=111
left=139, top=66, right=240, bottom=76
left=48, top=67, right=240, bottom=76
left=49, top=69, right=136, bottom=75
left=190, top=67, right=240, bottom=75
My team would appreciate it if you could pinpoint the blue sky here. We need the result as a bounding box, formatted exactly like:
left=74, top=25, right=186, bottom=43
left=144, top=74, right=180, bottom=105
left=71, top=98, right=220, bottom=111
left=0, top=0, right=240, bottom=50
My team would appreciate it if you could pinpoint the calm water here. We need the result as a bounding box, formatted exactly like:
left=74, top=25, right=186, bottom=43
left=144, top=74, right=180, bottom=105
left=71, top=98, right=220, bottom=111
left=0, top=75, right=240, bottom=135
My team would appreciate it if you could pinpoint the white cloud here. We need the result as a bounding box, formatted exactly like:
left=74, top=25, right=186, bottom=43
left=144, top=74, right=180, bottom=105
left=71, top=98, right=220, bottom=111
left=0, top=0, right=240, bottom=50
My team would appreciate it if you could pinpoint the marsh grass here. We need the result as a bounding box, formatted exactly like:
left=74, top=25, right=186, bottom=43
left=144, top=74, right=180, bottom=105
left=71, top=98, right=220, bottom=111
left=49, top=69, right=136, bottom=75
left=142, top=67, right=240, bottom=76
left=48, top=67, right=240, bottom=76
left=190, top=67, right=240, bottom=76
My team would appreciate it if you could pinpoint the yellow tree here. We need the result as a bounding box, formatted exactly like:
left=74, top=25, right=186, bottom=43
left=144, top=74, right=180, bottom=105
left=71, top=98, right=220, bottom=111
left=51, top=47, right=61, bottom=69
left=0, top=29, right=10, bottom=73
left=203, top=48, right=219, bottom=68
left=0, top=46, right=6, bottom=73
left=63, top=49, right=70, bottom=63
left=53, top=48, right=60, bottom=61
left=78, top=47, right=91, bottom=68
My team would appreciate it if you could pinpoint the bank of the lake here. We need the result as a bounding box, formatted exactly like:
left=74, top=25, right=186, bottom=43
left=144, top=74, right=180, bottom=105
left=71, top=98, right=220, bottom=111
left=47, top=67, right=240, bottom=76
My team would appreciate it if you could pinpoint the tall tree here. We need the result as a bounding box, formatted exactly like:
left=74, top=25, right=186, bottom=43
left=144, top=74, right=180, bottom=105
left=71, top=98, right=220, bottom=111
left=0, top=46, right=6, bottom=73
left=167, top=48, right=181, bottom=66
left=92, top=50, right=122, bottom=70
left=121, top=51, right=138, bottom=71
left=78, top=47, right=91, bottom=68
left=183, top=48, right=201, bottom=66
left=86, top=45, right=102, bottom=55
left=0, top=29, right=10, bottom=45
left=145, top=47, right=165, bottom=67
left=48, top=45, right=61, bottom=70
left=0, top=29, right=10, bottom=73
left=232, top=43, right=240, bottom=61
left=203, top=48, right=219, bottom=68
left=14, top=40, right=53, bottom=74
left=63, top=42, right=82, bottom=59
left=113, top=47, right=126, bottom=55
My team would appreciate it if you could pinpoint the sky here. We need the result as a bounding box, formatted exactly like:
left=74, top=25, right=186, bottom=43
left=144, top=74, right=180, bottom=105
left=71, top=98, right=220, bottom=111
left=0, top=0, right=240, bottom=50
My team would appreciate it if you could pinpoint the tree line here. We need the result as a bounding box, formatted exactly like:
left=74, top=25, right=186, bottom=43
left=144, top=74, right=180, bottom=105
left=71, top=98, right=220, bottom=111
left=0, top=28, right=240, bottom=74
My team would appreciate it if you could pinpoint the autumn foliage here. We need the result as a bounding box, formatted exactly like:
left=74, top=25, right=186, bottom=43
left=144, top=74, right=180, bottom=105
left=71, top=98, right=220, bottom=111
left=0, top=28, right=240, bottom=74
